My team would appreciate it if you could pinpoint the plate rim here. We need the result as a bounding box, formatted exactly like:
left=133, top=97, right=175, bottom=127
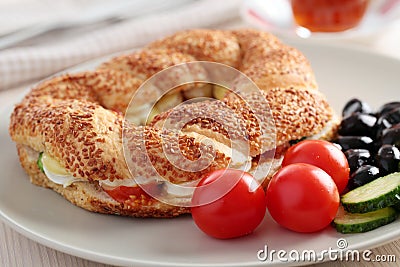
left=2, top=41, right=400, bottom=267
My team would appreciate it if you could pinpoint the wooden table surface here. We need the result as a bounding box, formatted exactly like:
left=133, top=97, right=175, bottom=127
left=2, top=221, right=397, bottom=267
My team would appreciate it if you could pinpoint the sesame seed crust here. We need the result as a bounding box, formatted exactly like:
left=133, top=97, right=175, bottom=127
left=150, top=100, right=254, bottom=156
left=8, top=29, right=338, bottom=218
left=17, top=144, right=189, bottom=217
left=151, top=86, right=335, bottom=158
left=241, top=46, right=318, bottom=91
left=97, top=48, right=200, bottom=81
left=10, top=99, right=131, bottom=182
left=232, top=28, right=283, bottom=67
left=124, top=125, right=230, bottom=185
left=147, top=29, right=241, bottom=68
left=224, top=87, right=335, bottom=149
left=23, top=69, right=145, bottom=113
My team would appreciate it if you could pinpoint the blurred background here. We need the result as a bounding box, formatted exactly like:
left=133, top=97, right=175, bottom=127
left=0, top=0, right=241, bottom=91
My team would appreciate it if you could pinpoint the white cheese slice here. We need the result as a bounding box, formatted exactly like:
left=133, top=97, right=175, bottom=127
left=41, top=153, right=82, bottom=188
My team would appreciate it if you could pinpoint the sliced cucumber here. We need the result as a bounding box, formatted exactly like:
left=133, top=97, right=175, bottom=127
left=341, top=172, right=400, bottom=213
left=333, top=206, right=398, bottom=234
left=37, top=152, right=44, bottom=173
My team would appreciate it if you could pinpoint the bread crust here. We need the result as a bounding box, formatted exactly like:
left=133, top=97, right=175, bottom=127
left=10, top=99, right=131, bottom=182
left=151, top=87, right=337, bottom=157
left=147, top=29, right=242, bottom=68
left=17, top=144, right=190, bottom=217
left=9, top=29, right=338, bottom=218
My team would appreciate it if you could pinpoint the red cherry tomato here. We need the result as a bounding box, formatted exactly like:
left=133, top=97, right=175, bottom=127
left=191, top=169, right=266, bottom=239
left=266, top=163, right=340, bottom=233
left=103, top=186, right=146, bottom=203
left=282, top=140, right=350, bottom=193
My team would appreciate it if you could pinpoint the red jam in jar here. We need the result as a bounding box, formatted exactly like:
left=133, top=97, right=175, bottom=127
left=291, top=0, right=370, bottom=32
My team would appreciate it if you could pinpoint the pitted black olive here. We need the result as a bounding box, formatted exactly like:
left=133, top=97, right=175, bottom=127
left=337, top=99, right=400, bottom=181
left=376, top=144, right=400, bottom=175
left=379, top=107, right=400, bottom=126
left=376, top=102, right=400, bottom=117
left=381, top=124, right=400, bottom=147
left=342, top=98, right=372, bottom=118
left=375, top=108, right=400, bottom=140
left=338, top=113, right=377, bottom=137
left=375, top=117, right=392, bottom=140
left=347, top=165, right=380, bottom=190
left=333, top=136, right=374, bottom=151
left=344, top=149, right=372, bottom=173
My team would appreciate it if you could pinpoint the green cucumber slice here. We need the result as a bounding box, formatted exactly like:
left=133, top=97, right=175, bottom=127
left=37, top=152, right=44, bottom=173
left=333, top=206, right=398, bottom=234
left=341, top=172, right=400, bottom=213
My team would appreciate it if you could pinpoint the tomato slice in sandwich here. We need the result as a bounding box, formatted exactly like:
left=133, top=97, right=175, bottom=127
left=103, top=182, right=164, bottom=203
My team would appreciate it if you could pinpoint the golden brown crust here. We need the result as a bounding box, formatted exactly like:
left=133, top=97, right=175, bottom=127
left=72, top=69, right=145, bottom=113
left=224, top=88, right=335, bottom=148
left=97, top=48, right=199, bottom=81
left=265, top=88, right=334, bottom=143
left=23, top=69, right=145, bottom=114
left=9, top=100, right=231, bottom=184
left=150, top=100, right=249, bottom=148
left=240, top=45, right=317, bottom=90
left=10, top=99, right=131, bottom=182
left=232, top=28, right=282, bottom=50
left=124, top=125, right=230, bottom=184
left=152, top=87, right=336, bottom=158
left=97, top=48, right=210, bottom=97
left=232, top=28, right=282, bottom=67
left=9, top=28, right=338, bottom=218
left=147, top=29, right=241, bottom=68
left=232, top=29, right=317, bottom=90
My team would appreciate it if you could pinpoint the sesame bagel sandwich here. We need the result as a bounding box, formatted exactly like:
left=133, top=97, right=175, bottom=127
left=9, top=29, right=338, bottom=218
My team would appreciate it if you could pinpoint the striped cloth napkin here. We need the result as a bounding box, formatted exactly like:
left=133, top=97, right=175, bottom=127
left=0, top=0, right=242, bottom=91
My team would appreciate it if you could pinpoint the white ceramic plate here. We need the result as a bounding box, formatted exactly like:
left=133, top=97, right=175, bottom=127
left=241, top=0, right=400, bottom=40
left=1, top=42, right=400, bottom=267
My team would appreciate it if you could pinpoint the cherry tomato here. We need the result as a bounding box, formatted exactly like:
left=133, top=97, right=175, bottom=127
left=266, top=163, right=340, bottom=233
left=191, top=169, right=266, bottom=239
left=282, top=140, right=350, bottom=193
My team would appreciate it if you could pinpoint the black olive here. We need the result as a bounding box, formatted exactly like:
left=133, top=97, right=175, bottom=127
left=333, top=136, right=374, bottom=151
left=342, top=98, right=372, bottom=118
left=347, top=165, right=380, bottom=190
left=381, top=124, right=400, bottom=147
left=380, top=107, right=400, bottom=126
left=376, top=144, right=400, bottom=175
left=377, top=103, right=400, bottom=118
left=338, top=113, right=377, bottom=137
left=375, top=117, right=392, bottom=140
left=344, top=149, right=372, bottom=173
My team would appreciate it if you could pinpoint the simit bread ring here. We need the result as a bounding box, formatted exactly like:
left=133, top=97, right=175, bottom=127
left=9, top=29, right=338, bottom=218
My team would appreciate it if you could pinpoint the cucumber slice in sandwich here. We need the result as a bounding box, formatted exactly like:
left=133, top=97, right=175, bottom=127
left=341, top=172, right=400, bottom=213
left=333, top=206, right=398, bottom=234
